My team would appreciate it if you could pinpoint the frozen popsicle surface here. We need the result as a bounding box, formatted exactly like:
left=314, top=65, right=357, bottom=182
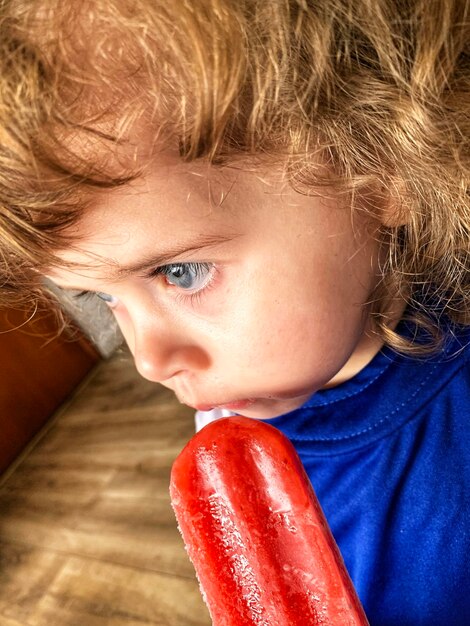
left=170, top=416, right=369, bottom=625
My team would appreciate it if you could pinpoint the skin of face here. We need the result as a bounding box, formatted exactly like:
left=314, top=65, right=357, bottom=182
left=48, top=153, right=386, bottom=419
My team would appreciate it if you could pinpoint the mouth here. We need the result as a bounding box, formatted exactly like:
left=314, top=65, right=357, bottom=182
left=191, top=399, right=256, bottom=412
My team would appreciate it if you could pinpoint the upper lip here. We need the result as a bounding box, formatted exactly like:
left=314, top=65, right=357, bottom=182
left=191, top=399, right=255, bottom=410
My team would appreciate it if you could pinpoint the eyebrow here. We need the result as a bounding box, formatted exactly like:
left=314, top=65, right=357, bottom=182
left=110, top=232, right=237, bottom=278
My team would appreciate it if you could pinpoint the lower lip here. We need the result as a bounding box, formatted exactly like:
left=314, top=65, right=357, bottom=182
left=195, top=399, right=255, bottom=412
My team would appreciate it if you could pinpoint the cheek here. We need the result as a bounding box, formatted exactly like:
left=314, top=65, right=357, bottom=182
left=214, top=252, right=372, bottom=389
left=223, top=290, right=347, bottom=375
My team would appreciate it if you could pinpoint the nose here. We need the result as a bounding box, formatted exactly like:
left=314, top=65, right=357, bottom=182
left=135, top=338, right=210, bottom=384
left=115, top=307, right=211, bottom=384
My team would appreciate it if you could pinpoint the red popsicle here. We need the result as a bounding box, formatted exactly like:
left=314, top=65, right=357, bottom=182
left=170, top=416, right=369, bottom=625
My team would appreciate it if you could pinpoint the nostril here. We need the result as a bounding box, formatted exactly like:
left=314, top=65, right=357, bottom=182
left=183, top=347, right=212, bottom=370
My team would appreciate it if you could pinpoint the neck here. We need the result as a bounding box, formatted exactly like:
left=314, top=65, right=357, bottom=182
left=322, top=298, right=407, bottom=389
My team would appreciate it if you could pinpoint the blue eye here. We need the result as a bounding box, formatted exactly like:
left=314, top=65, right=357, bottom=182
left=72, top=290, right=119, bottom=308
left=159, top=262, right=213, bottom=291
left=96, top=292, right=119, bottom=307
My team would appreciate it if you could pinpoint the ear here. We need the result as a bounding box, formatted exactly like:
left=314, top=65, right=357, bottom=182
left=379, top=179, right=410, bottom=228
left=359, top=180, right=410, bottom=228
left=380, top=201, right=410, bottom=227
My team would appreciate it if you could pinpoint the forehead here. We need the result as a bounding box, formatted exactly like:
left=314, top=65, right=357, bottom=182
left=47, top=153, right=288, bottom=282
left=64, top=154, right=272, bottom=244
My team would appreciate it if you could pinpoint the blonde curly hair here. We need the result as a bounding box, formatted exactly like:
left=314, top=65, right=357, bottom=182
left=0, top=0, right=469, bottom=354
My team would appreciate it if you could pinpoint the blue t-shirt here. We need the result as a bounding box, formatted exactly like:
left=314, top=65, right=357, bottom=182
left=264, top=321, right=470, bottom=625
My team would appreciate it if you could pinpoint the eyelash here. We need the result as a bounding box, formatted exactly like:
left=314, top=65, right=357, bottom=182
left=146, top=261, right=209, bottom=282
left=72, top=290, right=95, bottom=302
left=146, top=262, right=217, bottom=304
left=72, top=262, right=217, bottom=305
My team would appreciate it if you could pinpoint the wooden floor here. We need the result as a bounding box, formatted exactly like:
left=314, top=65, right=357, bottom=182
left=0, top=348, right=211, bottom=625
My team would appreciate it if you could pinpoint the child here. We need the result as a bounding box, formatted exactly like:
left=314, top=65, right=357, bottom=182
left=0, top=0, right=469, bottom=623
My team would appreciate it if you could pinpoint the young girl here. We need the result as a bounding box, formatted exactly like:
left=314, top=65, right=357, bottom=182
left=0, top=1, right=469, bottom=623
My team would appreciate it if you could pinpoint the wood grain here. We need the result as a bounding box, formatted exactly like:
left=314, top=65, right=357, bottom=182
left=0, top=306, right=99, bottom=473
left=0, top=347, right=211, bottom=625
